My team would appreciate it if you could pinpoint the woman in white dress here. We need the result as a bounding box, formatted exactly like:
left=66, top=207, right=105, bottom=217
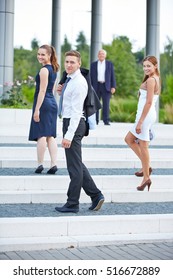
left=125, top=56, right=161, bottom=191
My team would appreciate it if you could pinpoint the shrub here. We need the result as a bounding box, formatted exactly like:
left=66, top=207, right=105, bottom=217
left=0, top=77, right=35, bottom=108
left=109, top=97, right=137, bottom=123
left=161, top=103, right=173, bottom=124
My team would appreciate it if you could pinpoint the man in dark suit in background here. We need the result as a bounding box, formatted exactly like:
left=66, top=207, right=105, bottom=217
left=90, top=49, right=116, bottom=125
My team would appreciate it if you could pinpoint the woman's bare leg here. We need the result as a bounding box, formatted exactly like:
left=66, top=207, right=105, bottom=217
left=124, top=131, right=142, bottom=160
left=37, top=137, right=47, bottom=166
left=47, top=137, right=58, bottom=167
left=125, top=132, right=151, bottom=183
left=138, top=140, right=150, bottom=184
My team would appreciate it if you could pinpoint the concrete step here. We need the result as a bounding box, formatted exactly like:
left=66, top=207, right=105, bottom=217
left=0, top=147, right=173, bottom=168
left=0, top=158, right=173, bottom=168
left=1, top=175, right=173, bottom=190
left=1, top=188, right=173, bottom=204
left=1, top=109, right=172, bottom=253
left=0, top=214, right=173, bottom=252
left=0, top=109, right=173, bottom=145
left=1, top=147, right=173, bottom=159
left=0, top=175, right=173, bottom=203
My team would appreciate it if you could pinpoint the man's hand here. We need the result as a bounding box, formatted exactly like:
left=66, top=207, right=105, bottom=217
left=62, top=138, right=72, bottom=148
left=57, top=84, right=63, bottom=95
left=111, top=88, right=116, bottom=94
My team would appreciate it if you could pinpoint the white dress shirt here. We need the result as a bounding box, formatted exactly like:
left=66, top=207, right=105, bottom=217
left=62, top=68, right=88, bottom=141
left=97, top=60, right=106, bottom=82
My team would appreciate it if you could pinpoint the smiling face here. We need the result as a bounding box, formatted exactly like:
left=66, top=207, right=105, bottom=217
left=37, top=48, right=51, bottom=65
left=143, top=60, right=157, bottom=77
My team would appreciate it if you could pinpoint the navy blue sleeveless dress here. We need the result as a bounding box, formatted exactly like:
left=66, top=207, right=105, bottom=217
left=29, top=65, right=58, bottom=141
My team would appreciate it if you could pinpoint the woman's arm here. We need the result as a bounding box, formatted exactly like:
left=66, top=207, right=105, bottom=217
left=136, top=77, right=155, bottom=134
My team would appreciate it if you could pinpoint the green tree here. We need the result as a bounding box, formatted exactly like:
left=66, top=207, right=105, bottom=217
left=160, top=37, right=173, bottom=111
left=163, top=36, right=173, bottom=75
left=160, top=37, right=173, bottom=91
left=31, top=38, right=40, bottom=50
left=60, top=36, right=72, bottom=74
left=75, top=31, right=90, bottom=68
left=14, top=48, right=40, bottom=81
left=133, top=48, right=145, bottom=64
left=104, top=36, right=142, bottom=98
left=76, top=31, right=89, bottom=52
left=61, top=35, right=72, bottom=53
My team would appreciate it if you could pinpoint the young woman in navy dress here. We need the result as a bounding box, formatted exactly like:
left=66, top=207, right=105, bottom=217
left=29, top=45, right=59, bottom=174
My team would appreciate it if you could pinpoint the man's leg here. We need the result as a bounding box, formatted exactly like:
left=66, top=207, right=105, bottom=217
left=81, top=164, right=104, bottom=211
left=95, top=86, right=101, bottom=124
left=65, top=137, right=83, bottom=207
left=55, top=119, right=84, bottom=213
left=102, top=89, right=111, bottom=124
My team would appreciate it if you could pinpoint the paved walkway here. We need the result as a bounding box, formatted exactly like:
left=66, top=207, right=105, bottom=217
left=0, top=241, right=173, bottom=260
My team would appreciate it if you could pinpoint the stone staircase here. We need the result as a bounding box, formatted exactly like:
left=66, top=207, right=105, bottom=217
left=0, top=109, right=173, bottom=252
left=0, top=174, right=173, bottom=204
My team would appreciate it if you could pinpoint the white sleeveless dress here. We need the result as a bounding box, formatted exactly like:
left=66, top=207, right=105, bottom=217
left=130, top=89, right=159, bottom=141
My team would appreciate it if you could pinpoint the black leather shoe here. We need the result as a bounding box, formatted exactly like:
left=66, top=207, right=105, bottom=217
left=55, top=204, right=79, bottom=213
left=47, top=165, right=58, bottom=174
left=89, top=194, right=104, bottom=211
left=35, top=165, right=44, bottom=174
left=104, top=122, right=110, bottom=125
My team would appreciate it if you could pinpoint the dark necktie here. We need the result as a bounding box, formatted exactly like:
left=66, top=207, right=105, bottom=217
left=58, top=77, right=71, bottom=117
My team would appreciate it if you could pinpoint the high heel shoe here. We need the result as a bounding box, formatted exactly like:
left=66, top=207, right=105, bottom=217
left=35, top=165, right=44, bottom=174
left=135, top=167, right=152, bottom=177
left=47, top=165, right=58, bottom=174
left=137, top=179, right=152, bottom=191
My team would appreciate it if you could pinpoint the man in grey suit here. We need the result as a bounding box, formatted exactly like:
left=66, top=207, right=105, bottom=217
left=90, top=49, right=116, bottom=125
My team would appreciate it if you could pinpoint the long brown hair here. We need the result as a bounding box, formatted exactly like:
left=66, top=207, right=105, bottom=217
left=39, top=44, right=59, bottom=72
left=142, top=56, right=160, bottom=83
